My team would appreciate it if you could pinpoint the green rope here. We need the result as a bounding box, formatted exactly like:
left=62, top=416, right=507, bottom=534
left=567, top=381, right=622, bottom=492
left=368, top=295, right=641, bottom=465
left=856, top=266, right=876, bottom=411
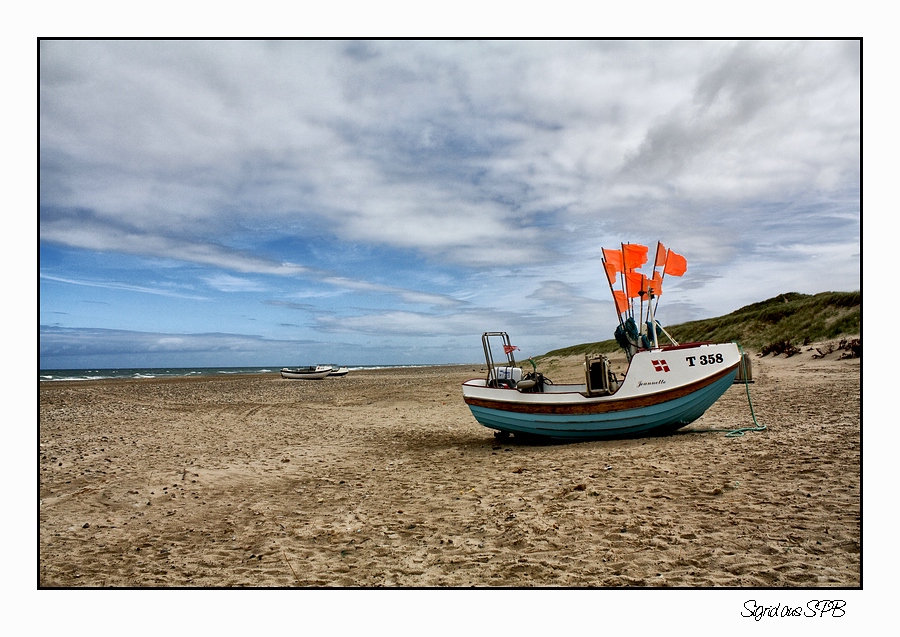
left=707, top=343, right=767, bottom=437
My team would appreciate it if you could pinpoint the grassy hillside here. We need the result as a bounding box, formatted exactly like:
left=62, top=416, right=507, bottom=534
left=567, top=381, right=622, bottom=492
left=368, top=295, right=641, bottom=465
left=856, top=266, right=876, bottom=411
left=536, top=291, right=860, bottom=359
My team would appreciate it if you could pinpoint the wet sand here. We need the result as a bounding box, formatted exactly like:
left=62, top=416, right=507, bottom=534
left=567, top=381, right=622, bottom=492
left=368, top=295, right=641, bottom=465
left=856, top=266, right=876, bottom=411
left=39, top=342, right=860, bottom=588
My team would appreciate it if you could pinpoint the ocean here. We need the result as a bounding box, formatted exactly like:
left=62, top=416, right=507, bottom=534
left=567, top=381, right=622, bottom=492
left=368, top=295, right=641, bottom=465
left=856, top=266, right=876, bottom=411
left=38, top=364, right=453, bottom=382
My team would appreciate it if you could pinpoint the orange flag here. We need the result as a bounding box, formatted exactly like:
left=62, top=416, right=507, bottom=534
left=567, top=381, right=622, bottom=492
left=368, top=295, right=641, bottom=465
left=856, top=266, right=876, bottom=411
left=603, top=260, right=619, bottom=287
left=654, top=242, right=667, bottom=271
left=646, top=273, right=663, bottom=296
left=665, top=250, right=687, bottom=276
left=602, top=248, right=623, bottom=272
left=625, top=271, right=645, bottom=298
left=613, top=290, right=628, bottom=314
left=622, top=243, right=649, bottom=270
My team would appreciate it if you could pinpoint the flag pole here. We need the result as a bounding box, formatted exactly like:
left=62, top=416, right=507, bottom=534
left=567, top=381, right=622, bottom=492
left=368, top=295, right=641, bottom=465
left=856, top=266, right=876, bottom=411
left=638, top=286, right=644, bottom=327
left=626, top=241, right=644, bottom=328
left=652, top=241, right=666, bottom=317
left=601, top=257, right=626, bottom=329
left=620, top=242, right=633, bottom=321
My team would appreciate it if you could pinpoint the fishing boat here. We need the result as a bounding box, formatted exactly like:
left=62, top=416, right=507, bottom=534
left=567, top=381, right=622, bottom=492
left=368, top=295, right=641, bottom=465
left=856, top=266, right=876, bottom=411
left=461, top=242, right=746, bottom=441
left=328, top=366, right=350, bottom=377
left=280, top=366, right=334, bottom=380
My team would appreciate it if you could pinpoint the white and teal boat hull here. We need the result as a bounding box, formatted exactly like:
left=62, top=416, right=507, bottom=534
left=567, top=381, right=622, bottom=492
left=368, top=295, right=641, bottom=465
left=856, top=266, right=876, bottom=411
left=462, top=342, right=741, bottom=441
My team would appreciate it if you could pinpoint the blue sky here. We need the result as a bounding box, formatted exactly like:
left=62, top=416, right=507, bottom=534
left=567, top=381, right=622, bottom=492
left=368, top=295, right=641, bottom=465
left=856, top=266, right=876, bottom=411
left=39, top=39, right=860, bottom=369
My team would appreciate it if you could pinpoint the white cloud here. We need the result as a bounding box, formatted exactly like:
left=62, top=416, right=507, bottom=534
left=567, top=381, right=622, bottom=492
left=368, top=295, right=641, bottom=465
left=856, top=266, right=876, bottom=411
left=39, top=272, right=209, bottom=300
left=41, top=40, right=856, bottom=270
left=203, top=274, right=268, bottom=293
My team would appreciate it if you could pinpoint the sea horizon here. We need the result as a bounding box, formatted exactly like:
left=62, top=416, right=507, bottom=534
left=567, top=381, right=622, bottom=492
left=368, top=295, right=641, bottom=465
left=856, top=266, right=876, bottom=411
left=39, top=362, right=473, bottom=382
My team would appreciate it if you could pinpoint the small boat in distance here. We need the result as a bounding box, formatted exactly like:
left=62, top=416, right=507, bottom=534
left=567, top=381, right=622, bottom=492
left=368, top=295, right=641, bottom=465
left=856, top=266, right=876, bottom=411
left=328, top=366, right=350, bottom=377
left=462, top=242, right=746, bottom=441
left=280, top=366, right=333, bottom=380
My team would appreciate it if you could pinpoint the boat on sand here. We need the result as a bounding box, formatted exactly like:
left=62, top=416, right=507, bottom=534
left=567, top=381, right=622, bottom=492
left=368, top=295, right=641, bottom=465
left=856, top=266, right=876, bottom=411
left=280, top=366, right=333, bottom=380
left=462, top=242, right=745, bottom=441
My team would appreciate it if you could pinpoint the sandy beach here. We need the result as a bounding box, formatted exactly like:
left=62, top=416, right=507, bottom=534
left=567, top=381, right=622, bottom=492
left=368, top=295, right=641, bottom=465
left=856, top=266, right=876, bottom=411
left=39, top=342, right=860, bottom=588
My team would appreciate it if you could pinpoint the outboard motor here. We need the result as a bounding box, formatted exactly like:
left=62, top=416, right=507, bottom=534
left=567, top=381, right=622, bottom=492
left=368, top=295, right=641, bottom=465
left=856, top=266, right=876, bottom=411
left=584, top=354, right=618, bottom=396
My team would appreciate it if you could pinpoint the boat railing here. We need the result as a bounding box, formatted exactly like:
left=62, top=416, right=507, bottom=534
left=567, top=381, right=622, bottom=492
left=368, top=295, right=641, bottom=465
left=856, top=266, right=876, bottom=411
left=482, top=332, right=518, bottom=387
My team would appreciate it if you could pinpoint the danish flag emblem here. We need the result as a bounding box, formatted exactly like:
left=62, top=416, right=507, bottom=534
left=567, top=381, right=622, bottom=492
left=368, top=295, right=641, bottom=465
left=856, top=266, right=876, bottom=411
left=651, top=359, right=670, bottom=372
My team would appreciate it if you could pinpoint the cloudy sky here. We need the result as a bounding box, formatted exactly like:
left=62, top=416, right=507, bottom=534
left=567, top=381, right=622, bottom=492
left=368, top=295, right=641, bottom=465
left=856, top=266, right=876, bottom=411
left=39, top=39, right=860, bottom=369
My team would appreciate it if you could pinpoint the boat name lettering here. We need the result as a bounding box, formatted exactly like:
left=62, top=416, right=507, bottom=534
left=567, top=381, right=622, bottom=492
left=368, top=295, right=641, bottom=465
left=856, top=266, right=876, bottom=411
left=636, top=380, right=666, bottom=387
left=685, top=353, right=724, bottom=367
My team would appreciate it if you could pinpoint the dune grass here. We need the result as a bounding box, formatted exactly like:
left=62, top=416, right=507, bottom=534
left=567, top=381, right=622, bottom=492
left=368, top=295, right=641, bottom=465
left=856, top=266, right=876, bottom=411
left=535, top=290, right=860, bottom=360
